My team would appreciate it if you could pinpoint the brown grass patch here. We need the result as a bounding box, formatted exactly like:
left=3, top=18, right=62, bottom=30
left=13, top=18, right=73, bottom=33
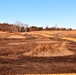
left=23, top=41, right=74, bottom=57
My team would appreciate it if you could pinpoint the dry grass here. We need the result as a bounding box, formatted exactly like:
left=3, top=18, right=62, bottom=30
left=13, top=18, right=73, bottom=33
left=0, top=31, right=76, bottom=74
left=62, top=37, right=76, bottom=42
left=23, top=41, right=74, bottom=57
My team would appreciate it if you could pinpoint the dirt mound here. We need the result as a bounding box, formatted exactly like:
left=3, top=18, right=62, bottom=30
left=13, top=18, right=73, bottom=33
left=23, top=41, right=74, bottom=57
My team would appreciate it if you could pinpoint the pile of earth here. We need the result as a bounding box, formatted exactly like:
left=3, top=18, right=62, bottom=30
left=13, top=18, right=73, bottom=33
left=23, top=41, right=74, bottom=57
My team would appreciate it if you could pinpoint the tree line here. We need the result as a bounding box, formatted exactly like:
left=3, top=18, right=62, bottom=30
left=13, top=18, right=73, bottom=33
left=0, top=23, right=73, bottom=32
left=0, top=23, right=27, bottom=32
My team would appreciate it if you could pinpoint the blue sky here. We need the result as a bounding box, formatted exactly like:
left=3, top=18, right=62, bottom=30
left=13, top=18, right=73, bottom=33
left=0, top=0, right=76, bottom=29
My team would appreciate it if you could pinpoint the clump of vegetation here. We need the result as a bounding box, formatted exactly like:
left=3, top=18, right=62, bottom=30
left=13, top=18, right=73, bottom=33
left=23, top=41, right=74, bottom=57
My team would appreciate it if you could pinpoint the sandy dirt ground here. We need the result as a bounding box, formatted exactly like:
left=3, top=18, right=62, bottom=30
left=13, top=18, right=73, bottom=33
left=0, top=31, right=76, bottom=74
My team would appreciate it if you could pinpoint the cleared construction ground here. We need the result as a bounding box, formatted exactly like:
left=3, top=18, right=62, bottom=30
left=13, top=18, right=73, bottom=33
left=0, top=31, right=76, bottom=74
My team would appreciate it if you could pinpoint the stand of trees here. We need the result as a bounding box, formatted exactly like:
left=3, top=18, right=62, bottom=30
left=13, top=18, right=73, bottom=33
left=29, top=26, right=72, bottom=31
left=44, top=26, right=72, bottom=31
left=0, top=23, right=73, bottom=33
left=0, top=23, right=26, bottom=32
left=30, top=26, right=43, bottom=31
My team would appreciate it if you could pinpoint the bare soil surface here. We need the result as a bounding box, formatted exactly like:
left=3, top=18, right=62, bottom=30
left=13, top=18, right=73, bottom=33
left=0, top=39, right=76, bottom=74
left=0, top=31, right=76, bottom=74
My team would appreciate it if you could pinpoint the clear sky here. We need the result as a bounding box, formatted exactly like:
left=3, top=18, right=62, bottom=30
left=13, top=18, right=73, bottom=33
left=0, top=0, right=76, bottom=29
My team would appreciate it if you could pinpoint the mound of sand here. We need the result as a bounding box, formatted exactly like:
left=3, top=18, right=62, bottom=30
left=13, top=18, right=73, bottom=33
left=23, top=41, right=74, bottom=57
left=7, top=35, right=26, bottom=39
